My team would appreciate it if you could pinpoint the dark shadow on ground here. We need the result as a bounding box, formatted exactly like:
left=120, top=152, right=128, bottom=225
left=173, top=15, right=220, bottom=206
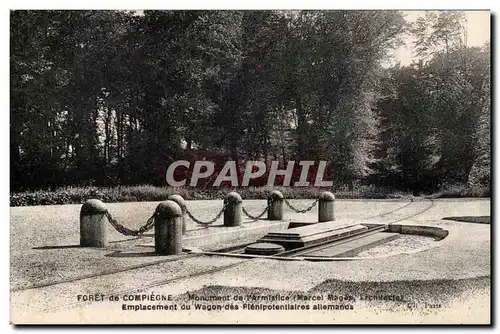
left=109, top=237, right=142, bottom=243
left=32, top=245, right=81, bottom=250
left=106, top=249, right=193, bottom=257
left=442, top=216, right=490, bottom=224
left=105, top=250, right=159, bottom=258
left=32, top=237, right=142, bottom=249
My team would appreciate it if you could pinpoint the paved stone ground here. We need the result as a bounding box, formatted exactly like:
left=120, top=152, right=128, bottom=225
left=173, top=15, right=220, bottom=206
left=10, top=198, right=491, bottom=324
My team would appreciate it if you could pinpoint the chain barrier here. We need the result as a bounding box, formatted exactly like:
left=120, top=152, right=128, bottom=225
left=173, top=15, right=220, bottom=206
left=242, top=198, right=274, bottom=221
left=284, top=198, right=318, bottom=214
left=104, top=210, right=156, bottom=237
left=185, top=202, right=227, bottom=228
left=97, top=195, right=319, bottom=234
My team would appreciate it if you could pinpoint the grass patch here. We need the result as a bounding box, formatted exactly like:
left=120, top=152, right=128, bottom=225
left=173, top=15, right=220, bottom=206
left=10, top=183, right=490, bottom=207
left=431, top=183, right=491, bottom=199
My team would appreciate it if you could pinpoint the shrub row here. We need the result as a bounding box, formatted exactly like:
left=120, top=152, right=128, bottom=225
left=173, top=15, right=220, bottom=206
left=10, top=184, right=489, bottom=207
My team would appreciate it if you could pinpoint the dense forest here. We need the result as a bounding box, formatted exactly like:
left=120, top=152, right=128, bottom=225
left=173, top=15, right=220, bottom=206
left=10, top=10, right=490, bottom=194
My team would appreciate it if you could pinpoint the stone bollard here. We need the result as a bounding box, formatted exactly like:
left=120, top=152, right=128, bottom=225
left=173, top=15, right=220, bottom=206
left=224, top=192, right=242, bottom=227
left=267, top=190, right=284, bottom=220
left=80, top=199, right=109, bottom=248
left=168, top=194, right=187, bottom=235
left=154, top=200, right=183, bottom=255
left=318, top=191, right=335, bottom=222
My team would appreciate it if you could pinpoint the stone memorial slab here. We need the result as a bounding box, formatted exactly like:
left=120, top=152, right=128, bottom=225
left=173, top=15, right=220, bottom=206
left=258, top=221, right=368, bottom=249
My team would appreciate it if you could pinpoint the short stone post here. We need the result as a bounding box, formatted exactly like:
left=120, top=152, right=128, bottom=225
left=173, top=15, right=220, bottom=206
left=168, top=194, right=187, bottom=235
left=267, top=190, right=284, bottom=220
left=80, top=199, right=109, bottom=248
left=318, top=191, right=335, bottom=222
left=155, top=200, right=183, bottom=255
left=224, top=192, right=242, bottom=227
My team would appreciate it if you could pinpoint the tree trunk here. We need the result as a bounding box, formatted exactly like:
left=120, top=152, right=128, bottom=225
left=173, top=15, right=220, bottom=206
left=296, top=97, right=307, bottom=159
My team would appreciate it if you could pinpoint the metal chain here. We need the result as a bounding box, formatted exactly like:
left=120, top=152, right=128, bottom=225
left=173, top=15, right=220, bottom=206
left=185, top=202, right=227, bottom=228
left=284, top=198, right=318, bottom=214
left=97, top=196, right=318, bottom=235
left=104, top=210, right=156, bottom=236
left=242, top=198, right=274, bottom=221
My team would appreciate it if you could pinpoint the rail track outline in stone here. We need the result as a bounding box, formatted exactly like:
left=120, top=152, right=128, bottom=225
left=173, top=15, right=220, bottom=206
left=202, top=199, right=440, bottom=262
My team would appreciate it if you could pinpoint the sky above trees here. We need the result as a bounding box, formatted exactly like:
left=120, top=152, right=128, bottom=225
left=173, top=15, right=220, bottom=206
left=392, top=11, right=490, bottom=66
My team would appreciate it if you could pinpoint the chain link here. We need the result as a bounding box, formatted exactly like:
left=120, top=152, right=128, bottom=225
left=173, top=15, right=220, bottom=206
left=185, top=202, right=227, bottom=228
left=242, top=199, right=273, bottom=221
left=104, top=210, right=156, bottom=236
left=284, top=198, right=318, bottom=213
